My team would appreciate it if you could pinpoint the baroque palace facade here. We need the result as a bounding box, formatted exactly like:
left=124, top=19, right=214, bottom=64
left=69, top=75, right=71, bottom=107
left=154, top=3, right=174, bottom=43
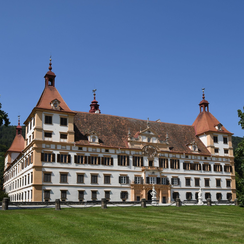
left=3, top=61, right=236, bottom=203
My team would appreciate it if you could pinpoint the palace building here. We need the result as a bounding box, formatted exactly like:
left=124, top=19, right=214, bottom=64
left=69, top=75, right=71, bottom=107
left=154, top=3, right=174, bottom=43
left=3, top=60, right=236, bottom=203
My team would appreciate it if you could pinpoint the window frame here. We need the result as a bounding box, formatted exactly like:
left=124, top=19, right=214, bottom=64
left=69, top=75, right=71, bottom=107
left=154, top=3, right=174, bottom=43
left=44, top=115, right=52, bottom=125
left=60, top=173, right=68, bottom=183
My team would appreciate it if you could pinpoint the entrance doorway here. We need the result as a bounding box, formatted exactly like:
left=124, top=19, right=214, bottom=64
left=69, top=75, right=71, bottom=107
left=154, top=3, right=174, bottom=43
left=148, top=190, right=152, bottom=201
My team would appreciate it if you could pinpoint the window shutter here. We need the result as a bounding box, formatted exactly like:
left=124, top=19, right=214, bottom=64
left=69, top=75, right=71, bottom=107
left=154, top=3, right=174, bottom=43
left=68, top=155, right=71, bottom=163
left=141, top=158, right=144, bottom=167
left=203, top=164, right=205, bottom=171
left=157, top=177, right=160, bottom=184
left=209, top=165, right=211, bottom=171
left=146, top=177, right=149, bottom=184
left=199, top=164, right=201, bottom=170
left=214, top=165, right=216, bottom=171
left=127, top=156, right=130, bottom=166
left=133, top=156, right=135, bottom=166
left=220, top=165, right=222, bottom=171
left=177, top=160, right=180, bottom=169
left=41, top=153, right=44, bottom=161
left=224, top=165, right=226, bottom=172
left=119, top=176, right=122, bottom=184
left=166, top=178, right=169, bottom=185
left=183, top=163, right=186, bottom=169
left=170, top=160, right=173, bottom=168
left=74, top=155, right=77, bottom=164
left=126, top=176, right=129, bottom=184
left=118, top=155, right=121, bottom=165
left=88, top=156, right=91, bottom=164
left=98, top=157, right=100, bottom=165
left=178, top=178, right=180, bottom=185
left=111, top=158, right=113, bottom=166
left=171, top=178, right=173, bottom=185
left=57, top=154, right=60, bottom=163
left=52, top=154, right=55, bottom=162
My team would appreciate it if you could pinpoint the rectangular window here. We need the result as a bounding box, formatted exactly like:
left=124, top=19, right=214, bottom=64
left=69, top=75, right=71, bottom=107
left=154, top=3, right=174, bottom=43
left=44, top=190, right=50, bottom=201
left=45, top=115, right=52, bottom=124
left=43, top=173, right=51, bottom=182
left=60, top=117, right=68, bottom=126
left=224, top=149, right=229, bottom=154
left=223, top=137, right=228, bottom=144
left=104, top=175, right=111, bottom=184
left=105, top=191, right=110, bottom=200
left=78, top=191, right=84, bottom=201
left=216, top=179, right=221, bottom=187
left=61, top=190, right=67, bottom=201
left=134, top=176, right=142, bottom=184
left=60, top=173, right=68, bottom=183
left=205, top=192, right=211, bottom=200
left=214, top=164, right=222, bottom=172
left=171, top=177, right=179, bottom=186
left=226, top=179, right=231, bottom=187
left=41, top=153, right=55, bottom=162
left=170, top=159, right=180, bottom=169
left=195, top=178, right=200, bottom=187
left=118, top=155, right=129, bottom=166
left=88, top=156, right=100, bottom=165
left=214, top=148, right=219, bottom=154
left=74, top=155, right=86, bottom=164
left=161, top=177, right=169, bottom=185
left=213, top=136, right=218, bottom=143
left=224, top=165, right=232, bottom=172
left=183, top=162, right=191, bottom=170
left=205, top=178, right=210, bottom=187
left=186, top=192, right=192, bottom=200
left=193, top=163, right=201, bottom=171
left=119, top=175, right=129, bottom=184
left=172, top=192, right=179, bottom=201
left=44, top=132, right=52, bottom=138
left=57, top=154, right=71, bottom=163
left=101, top=157, right=113, bottom=166
left=60, top=134, right=67, bottom=139
left=133, top=156, right=143, bottom=167
left=185, top=178, right=191, bottom=186
left=149, top=177, right=157, bottom=184
left=120, top=191, right=128, bottom=201
left=91, top=191, right=97, bottom=200
left=227, top=193, right=232, bottom=200
left=77, top=174, right=84, bottom=183
left=203, top=163, right=211, bottom=171
left=216, top=193, right=222, bottom=201
left=91, top=174, right=98, bottom=184
left=159, top=158, right=168, bottom=168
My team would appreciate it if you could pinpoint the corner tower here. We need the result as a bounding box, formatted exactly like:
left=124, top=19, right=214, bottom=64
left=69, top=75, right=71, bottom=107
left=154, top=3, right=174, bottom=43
left=192, top=89, right=233, bottom=156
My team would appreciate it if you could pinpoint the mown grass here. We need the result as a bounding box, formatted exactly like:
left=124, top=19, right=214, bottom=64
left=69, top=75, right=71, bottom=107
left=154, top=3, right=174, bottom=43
left=0, top=206, right=244, bottom=244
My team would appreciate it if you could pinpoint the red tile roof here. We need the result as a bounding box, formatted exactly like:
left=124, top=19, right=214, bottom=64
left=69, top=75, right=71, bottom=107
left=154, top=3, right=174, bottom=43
left=36, top=86, right=73, bottom=113
left=7, top=134, right=25, bottom=153
left=192, top=111, right=232, bottom=135
left=74, top=112, right=211, bottom=155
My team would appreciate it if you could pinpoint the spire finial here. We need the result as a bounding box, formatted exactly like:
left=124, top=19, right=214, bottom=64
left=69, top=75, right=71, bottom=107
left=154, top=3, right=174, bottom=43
left=92, top=89, right=97, bottom=100
left=147, top=117, right=150, bottom=128
left=49, top=56, right=52, bottom=71
left=18, top=115, right=20, bottom=126
left=202, top=88, right=205, bottom=100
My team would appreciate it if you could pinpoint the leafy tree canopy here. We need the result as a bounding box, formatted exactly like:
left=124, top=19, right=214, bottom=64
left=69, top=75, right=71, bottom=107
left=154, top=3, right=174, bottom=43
left=0, top=103, right=10, bottom=127
left=235, top=108, right=244, bottom=207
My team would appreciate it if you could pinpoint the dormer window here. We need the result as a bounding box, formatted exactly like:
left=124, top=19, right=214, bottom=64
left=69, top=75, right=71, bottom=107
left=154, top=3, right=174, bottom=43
left=87, top=132, right=99, bottom=144
left=147, top=137, right=151, bottom=143
left=188, top=140, right=198, bottom=152
left=92, top=136, right=96, bottom=143
left=51, top=99, right=60, bottom=110
left=215, top=123, right=223, bottom=131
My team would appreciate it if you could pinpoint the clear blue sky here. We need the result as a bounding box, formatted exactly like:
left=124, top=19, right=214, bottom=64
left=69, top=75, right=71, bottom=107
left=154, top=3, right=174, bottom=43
left=1, top=0, right=244, bottom=136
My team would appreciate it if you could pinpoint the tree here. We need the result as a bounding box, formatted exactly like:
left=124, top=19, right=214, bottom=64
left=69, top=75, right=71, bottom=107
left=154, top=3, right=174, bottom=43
left=0, top=103, right=10, bottom=126
left=235, top=108, right=244, bottom=207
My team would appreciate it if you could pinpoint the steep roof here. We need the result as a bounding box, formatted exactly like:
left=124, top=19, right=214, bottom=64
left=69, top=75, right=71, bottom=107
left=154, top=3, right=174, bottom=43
left=36, top=85, right=73, bottom=113
left=192, top=111, right=232, bottom=135
left=74, top=112, right=210, bottom=155
left=7, top=134, right=25, bottom=153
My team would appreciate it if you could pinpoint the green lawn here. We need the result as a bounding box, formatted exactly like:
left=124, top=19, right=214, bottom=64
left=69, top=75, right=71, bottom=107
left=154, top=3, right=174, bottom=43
left=0, top=206, right=244, bottom=244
